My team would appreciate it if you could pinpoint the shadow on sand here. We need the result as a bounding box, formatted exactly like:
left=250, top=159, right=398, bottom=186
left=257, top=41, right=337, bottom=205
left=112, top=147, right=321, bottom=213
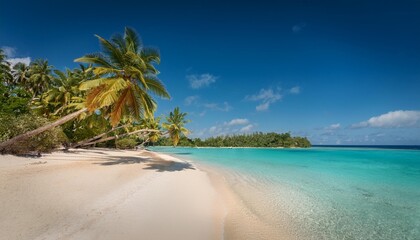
left=95, top=155, right=195, bottom=172
left=96, top=156, right=152, bottom=166
left=143, top=161, right=195, bottom=172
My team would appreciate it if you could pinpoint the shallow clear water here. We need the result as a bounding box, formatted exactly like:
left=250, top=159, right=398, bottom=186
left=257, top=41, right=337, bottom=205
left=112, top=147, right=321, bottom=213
left=150, top=147, right=420, bottom=240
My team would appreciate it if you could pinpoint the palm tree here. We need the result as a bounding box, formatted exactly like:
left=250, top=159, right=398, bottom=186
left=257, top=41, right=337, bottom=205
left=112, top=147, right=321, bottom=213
left=162, top=107, right=190, bottom=146
left=12, top=62, right=30, bottom=88
left=139, top=116, right=162, bottom=145
left=0, top=49, right=12, bottom=85
left=0, top=27, right=169, bottom=152
left=75, top=27, right=170, bottom=126
left=35, top=68, right=85, bottom=116
left=27, top=59, right=54, bottom=97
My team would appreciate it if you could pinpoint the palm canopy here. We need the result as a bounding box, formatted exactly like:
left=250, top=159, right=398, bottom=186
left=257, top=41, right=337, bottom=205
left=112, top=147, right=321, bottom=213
left=28, top=59, right=53, bottom=96
left=12, top=62, right=30, bottom=87
left=75, top=27, right=170, bottom=126
left=162, top=107, right=190, bottom=146
left=0, top=49, right=12, bottom=84
left=139, top=116, right=161, bottom=143
left=35, top=68, right=86, bottom=116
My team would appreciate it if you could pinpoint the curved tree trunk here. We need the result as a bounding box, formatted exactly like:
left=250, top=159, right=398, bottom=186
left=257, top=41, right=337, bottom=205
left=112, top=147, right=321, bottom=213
left=0, top=108, right=88, bottom=152
left=80, top=129, right=160, bottom=147
left=72, top=124, right=129, bottom=148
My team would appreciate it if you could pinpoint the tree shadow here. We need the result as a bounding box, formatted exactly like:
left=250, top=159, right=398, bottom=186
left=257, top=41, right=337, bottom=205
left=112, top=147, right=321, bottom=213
left=95, top=156, right=152, bottom=166
left=143, top=161, right=195, bottom=172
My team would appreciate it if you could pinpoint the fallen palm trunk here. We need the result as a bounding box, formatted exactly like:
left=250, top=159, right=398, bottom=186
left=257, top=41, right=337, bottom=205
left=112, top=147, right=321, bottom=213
left=72, top=124, right=130, bottom=148
left=0, top=108, right=88, bottom=152
left=80, top=129, right=160, bottom=147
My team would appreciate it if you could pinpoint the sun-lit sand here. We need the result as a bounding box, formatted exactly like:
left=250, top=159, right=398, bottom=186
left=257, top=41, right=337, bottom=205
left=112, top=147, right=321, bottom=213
left=0, top=148, right=291, bottom=240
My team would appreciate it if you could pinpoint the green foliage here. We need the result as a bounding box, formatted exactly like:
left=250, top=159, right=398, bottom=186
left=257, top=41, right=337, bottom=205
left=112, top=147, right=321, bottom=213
left=75, top=27, right=170, bottom=126
left=61, top=113, right=110, bottom=143
left=115, top=137, right=137, bottom=149
left=155, top=132, right=311, bottom=148
left=0, top=113, right=67, bottom=154
left=162, top=107, right=190, bottom=146
left=0, top=84, right=31, bottom=115
left=0, top=49, right=12, bottom=84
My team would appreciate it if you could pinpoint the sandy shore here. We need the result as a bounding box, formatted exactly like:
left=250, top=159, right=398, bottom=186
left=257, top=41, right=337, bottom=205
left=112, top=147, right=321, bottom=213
left=0, top=148, right=292, bottom=240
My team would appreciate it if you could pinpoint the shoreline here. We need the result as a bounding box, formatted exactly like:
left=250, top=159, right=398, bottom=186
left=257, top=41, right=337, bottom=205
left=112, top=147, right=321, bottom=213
left=0, top=148, right=293, bottom=239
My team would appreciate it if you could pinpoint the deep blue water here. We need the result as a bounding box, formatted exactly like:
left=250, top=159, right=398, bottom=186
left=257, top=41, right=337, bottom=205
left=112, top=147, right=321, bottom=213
left=150, top=146, right=420, bottom=240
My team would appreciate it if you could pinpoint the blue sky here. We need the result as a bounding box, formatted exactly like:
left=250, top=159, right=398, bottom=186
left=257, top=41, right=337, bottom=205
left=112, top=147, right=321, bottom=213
left=1, top=0, right=420, bottom=144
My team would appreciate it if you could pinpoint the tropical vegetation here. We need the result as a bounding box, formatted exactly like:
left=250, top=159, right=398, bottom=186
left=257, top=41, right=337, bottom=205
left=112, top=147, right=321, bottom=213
left=0, top=27, right=311, bottom=154
left=0, top=28, right=176, bottom=154
left=162, top=107, right=190, bottom=146
left=155, top=132, right=311, bottom=148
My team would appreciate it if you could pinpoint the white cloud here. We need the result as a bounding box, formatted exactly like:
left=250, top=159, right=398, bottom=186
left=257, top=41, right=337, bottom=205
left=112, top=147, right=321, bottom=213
left=290, top=86, right=300, bottom=94
left=226, top=118, right=249, bottom=126
left=1, top=46, right=16, bottom=57
left=325, top=123, right=341, bottom=130
left=292, top=23, right=306, bottom=33
left=1, top=46, right=31, bottom=66
left=246, top=88, right=282, bottom=111
left=352, top=110, right=420, bottom=128
left=209, top=126, right=218, bottom=134
left=204, top=119, right=257, bottom=137
left=247, top=88, right=282, bottom=102
left=240, top=124, right=254, bottom=133
left=7, top=57, right=31, bottom=66
left=184, top=95, right=199, bottom=106
left=187, top=73, right=217, bottom=89
left=203, top=102, right=232, bottom=112
left=256, top=102, right=270, bottom=111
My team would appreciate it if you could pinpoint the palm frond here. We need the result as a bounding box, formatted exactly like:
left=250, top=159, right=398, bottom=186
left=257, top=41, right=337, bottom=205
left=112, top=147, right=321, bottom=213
left=79, top=78, right=107, bottom=90
left=75, top=53, right=113, bottom=68
left=110, top=87, right=130, bottom=126
left=143, top=75, right=170, bottom=99
left=125, top=27, right=142, bottom=53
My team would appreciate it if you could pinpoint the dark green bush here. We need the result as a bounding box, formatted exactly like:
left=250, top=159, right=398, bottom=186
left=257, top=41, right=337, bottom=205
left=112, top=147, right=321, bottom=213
left=0, top=114, right=67, bottom=154
left=115, top=138, right=137, bottom=149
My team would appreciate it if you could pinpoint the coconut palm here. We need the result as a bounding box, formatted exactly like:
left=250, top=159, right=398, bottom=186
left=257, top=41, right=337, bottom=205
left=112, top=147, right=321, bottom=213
left=162, top=107, right=190, bottom=146
left=36, top=68, right=85, bottom=116
left=0, top=49, right=12, bottom=85
left=28, top=59, right=53, bottom=97
left=0, top=27, right=169, bottom=152
left=139, top=116, right=162, bottom=145
left=75, top=27, right=170, bottom=126
left=12, top=62, right=30, bottom=88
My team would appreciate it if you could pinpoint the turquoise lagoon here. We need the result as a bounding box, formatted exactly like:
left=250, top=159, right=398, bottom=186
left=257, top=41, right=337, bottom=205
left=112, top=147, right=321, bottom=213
left=150, top=146, right=420, bottom=239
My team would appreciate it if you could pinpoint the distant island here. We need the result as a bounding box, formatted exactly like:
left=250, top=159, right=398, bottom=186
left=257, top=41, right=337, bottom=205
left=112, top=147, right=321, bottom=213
left=154, top=132, right=311, bottom=148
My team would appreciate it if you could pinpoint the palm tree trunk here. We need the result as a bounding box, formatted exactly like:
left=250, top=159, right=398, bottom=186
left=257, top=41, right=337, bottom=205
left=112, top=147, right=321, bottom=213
left=0, top=108, right=88, bottom=152
left=72, top=124, right=129, bottom=148
left=80, top=129, right=160, bottom=147
left=141, top=138, right=150, bottom=147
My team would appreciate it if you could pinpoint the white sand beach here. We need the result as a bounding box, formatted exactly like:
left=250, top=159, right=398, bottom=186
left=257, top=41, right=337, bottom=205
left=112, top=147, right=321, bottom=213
left=0, top=148, right=290, bottom=240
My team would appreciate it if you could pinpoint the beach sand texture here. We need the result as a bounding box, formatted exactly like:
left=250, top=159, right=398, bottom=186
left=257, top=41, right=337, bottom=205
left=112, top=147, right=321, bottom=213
left=0, top=149, right=227, bottom=240
left=0, top=148, right=290, bottom=240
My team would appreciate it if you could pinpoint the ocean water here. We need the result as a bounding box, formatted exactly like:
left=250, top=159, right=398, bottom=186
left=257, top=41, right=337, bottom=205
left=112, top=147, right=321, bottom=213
left=150, top=146, right=420, bottom=240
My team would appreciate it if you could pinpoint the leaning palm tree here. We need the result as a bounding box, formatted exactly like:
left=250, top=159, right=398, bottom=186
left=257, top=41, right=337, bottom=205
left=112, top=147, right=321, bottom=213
left=75, top=27, right=170, bottom=126
left=162, top=107, right=190, bottom=146
left=0, top=27, right=169, bottom=152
